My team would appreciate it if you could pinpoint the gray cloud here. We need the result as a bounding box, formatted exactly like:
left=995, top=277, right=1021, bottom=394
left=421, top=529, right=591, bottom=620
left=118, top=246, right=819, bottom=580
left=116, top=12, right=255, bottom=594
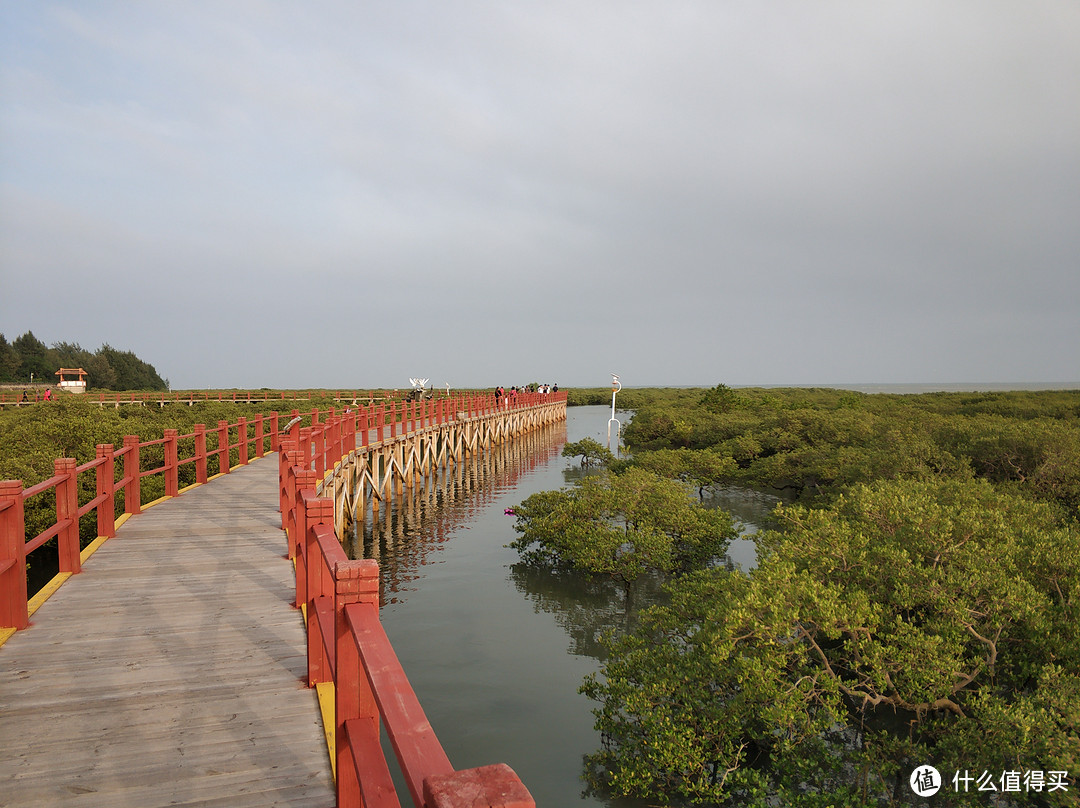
left=2, top=1, right=1077, bottom=389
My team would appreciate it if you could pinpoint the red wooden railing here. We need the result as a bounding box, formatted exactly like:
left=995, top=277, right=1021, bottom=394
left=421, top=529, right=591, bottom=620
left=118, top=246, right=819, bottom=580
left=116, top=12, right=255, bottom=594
left=0, top=410, right=285, bottom=632
left=2, top=391, right=564, bottom=805
left=279, top=393, right=565, bottom=808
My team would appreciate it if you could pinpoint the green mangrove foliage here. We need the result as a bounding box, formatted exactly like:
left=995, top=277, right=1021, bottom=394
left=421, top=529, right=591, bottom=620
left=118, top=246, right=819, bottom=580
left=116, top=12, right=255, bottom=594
left=510, top=468, right=738, bottom=606
left=561, top=437, right=616, bottom=467
left=583, top=476, right=1079, bottom=806
left=516, top=387, right=1080, bottom=804
left=623, top=387, right=1080, bottom=510
left=631, top=447, right=736, bottom=501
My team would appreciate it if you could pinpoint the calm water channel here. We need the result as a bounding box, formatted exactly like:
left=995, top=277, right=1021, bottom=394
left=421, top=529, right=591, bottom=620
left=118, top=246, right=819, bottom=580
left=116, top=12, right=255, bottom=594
left=343, top=405, right=780, bottom=806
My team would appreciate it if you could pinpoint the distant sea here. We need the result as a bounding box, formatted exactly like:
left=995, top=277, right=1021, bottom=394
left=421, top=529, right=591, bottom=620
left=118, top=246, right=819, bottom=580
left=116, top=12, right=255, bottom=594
left=754, top=382, right=1080, bottom=395
left=636, top=383, right=1080, bottom=394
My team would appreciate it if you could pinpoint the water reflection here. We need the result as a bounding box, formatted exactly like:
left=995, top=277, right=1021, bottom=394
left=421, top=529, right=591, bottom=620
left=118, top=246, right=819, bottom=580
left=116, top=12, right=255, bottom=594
left=702, top=485, right=790, bottom=571
left=345, top=420, right=566, bottom=603
left=507, top=475, right=785, bottom=667
left=508, top=565, right=668, bottom=662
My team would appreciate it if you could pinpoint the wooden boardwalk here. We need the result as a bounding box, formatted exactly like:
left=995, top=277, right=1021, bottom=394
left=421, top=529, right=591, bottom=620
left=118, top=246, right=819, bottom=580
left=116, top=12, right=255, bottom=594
left=0, top=457, right=335, bottom=807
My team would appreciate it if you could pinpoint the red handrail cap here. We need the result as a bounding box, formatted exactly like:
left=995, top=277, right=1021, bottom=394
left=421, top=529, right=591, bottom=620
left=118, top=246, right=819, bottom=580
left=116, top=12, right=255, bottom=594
left=424, top=763, right=534, bottom=808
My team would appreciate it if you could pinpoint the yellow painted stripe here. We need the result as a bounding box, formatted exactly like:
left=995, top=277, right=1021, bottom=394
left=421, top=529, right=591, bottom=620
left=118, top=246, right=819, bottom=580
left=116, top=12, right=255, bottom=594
left=177, top=481, right=202, bottom=494
left=114, top=513, right=132, bottom=530
left=79, top=535, right=109, bottom=563
left=2, top=532, right=121, bottom=639
left=141, top=495, right=173, bottom=510
left=27, top=572, right=73, bottom=616
left=315, top=681, right=337, bottom=779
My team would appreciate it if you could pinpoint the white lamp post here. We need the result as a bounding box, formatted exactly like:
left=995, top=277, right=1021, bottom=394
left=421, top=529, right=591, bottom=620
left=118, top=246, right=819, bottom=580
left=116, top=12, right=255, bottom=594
left=607, top=373, right=621, bottom=451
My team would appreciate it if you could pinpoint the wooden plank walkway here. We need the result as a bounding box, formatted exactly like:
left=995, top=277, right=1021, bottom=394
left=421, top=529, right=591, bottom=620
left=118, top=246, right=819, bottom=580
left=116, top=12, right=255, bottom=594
left=0, top=456, right=335, bottom=808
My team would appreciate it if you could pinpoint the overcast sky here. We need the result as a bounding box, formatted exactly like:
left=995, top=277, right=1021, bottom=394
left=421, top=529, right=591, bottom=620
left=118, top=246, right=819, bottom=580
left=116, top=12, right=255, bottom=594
left=1, top=2, right=1077, bottom=390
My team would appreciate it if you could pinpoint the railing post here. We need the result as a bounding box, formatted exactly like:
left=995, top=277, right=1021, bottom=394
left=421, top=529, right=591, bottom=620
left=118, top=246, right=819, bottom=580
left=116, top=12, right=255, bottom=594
left=163, top=429, right=179, bottom=497
left=269, top=411, right=280, bottom=452
left=0, top=480, right=28, bottom=630
left=313, top=426, right=326, bottom=479
left=96, top=444, right=115, bottom=539
left=55, top=458, right=81, bottom=574
left=254, top=414, right=265, bottom=458
left=335, top=558, right=381, bottom=808
left=278, top=439, right=297, bottom=526
left=328, top=417, right=340, bottom=468
left=238, top=417, right=249, bottom=466
left=377, top=406, right=385, bottom=444
left=293, top=469, right=319, bottom=610
left=299, top=427, right=314, bottom=470
left=123, top=435, right=141, bottom=515
left=345, top=410, right=356, bottom=454
left=194, top=424, right=208, bottom=484
left=217, top=420, right=230, bottom=474
left=290, top=463, right=315, bottom=566
left=303, top=492, right=335, bottom=685
left=289, top=408, right=301, bottom=446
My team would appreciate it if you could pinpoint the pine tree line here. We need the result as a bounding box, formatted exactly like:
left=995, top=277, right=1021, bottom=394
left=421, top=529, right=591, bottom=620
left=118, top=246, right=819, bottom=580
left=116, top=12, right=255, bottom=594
left=0, top=331, right=168, bottom=391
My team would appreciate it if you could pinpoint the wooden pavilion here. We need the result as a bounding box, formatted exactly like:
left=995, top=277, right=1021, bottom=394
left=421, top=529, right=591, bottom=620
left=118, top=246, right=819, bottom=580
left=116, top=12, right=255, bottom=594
left=55, top=367, right=88, bottom=394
